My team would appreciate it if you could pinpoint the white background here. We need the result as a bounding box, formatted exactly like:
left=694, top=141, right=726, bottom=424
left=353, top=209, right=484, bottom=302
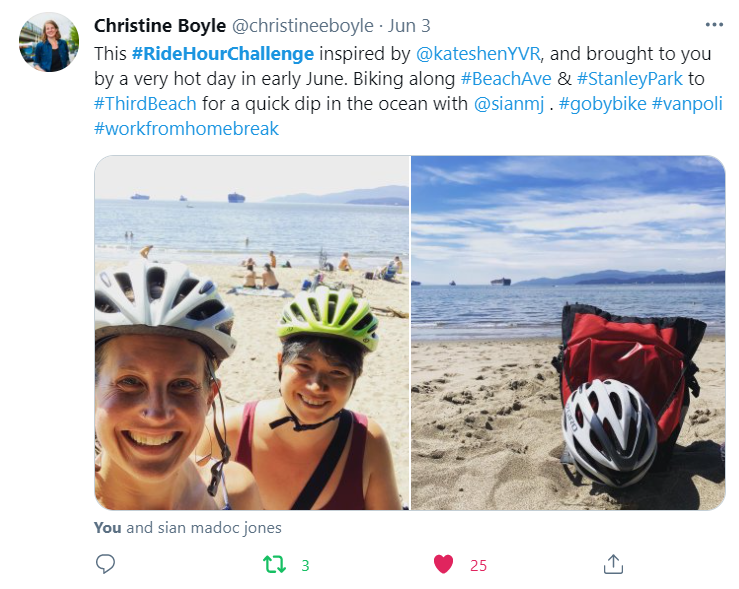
left=3, top=1, right=733, bottom=587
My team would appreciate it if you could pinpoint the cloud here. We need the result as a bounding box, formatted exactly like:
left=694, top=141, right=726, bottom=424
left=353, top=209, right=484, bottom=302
left=410, top=158, right=725, bottom=283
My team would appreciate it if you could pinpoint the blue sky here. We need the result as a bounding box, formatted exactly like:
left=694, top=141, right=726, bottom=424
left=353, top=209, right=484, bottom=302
left=411, top=156, right=725, bottom=284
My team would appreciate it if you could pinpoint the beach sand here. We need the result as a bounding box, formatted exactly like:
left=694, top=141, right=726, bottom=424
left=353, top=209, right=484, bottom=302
left=95, top=260, right=410, bottom=503
left=411, top=336, right=725, bottom=510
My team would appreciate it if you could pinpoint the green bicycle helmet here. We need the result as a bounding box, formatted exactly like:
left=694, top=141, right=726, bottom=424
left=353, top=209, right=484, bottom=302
left=277, top=286, right=379, bottom=352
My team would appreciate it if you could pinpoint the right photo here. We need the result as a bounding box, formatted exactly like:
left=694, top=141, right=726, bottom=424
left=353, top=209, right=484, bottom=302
left=410, top=156, right=725, bottom=510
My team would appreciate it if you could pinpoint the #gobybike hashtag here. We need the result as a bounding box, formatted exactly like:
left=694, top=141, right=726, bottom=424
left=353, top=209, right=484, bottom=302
left=93, top=120, right=279, bottom=136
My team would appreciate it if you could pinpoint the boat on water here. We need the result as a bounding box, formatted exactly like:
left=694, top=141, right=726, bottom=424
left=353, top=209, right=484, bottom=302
left=411, top=280, right=421, bottom=286
left=449, top=280, right=456, bottom=286
left=228, top=192, right=246, bottom=203
left=491, top=278, right=512, bottom=286
left=130, top=193, right=150, bottom=200
left=179, top=195, right=188, bottom=202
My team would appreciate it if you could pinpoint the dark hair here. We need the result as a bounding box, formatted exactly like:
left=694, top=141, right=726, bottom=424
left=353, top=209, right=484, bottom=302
left=264, top=263, right=272, bottom=270
left=246, top=264, right=254, bottom=271
left=280, top=335, right=366, bottom=381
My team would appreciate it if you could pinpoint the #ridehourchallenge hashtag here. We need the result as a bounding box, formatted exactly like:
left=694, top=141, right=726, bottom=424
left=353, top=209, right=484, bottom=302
left=132, top=47, right=143, bottom=59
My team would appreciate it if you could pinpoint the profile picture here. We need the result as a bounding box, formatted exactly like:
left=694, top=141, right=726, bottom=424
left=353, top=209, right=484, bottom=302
left=20, top=12, right=78, bottom=72
left=94, top=156, right=410, bottom=510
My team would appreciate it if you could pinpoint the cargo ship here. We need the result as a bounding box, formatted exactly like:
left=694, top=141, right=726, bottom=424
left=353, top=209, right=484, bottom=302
left=179, top=195, right=188, bottom=202
left=130, top=193, right=150, bottom=200
left=228, top=192, right=246, bottom=203
left=411, top=280, right=421, bottom=286
left=449, top=280, right=456, bottom=286
left=491, top=278, right=512, bottom=286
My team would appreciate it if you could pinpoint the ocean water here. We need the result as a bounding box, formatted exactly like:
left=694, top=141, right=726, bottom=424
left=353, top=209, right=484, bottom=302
left=412, top=284, right=725, bottom=340
left=95, top=200, right=408, bottom=267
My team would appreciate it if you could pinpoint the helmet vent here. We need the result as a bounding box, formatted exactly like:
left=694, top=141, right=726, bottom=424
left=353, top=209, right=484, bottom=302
left=368, top=323, right=378, bottom=334
left=609, top=392, right=623, bottom=420
left=216, top=319, right=233, bottom=336
left=574, top=438, right=599, bottom=471
left=602, top=419, right=619, bottom=453
left=199, top=280, right=214, bottom=295
left=187, top=300, right=224, bottom=321
left=588, top=391, right=600, bottom=413
left=353, top=312, right=375, bottom=332
left=95, top=293, right=120, bottom=314
left=628, top=418, right=638, bottom=454
left=290, top=304, right=307, bottom=322
left=327, top=293, right=338, bottom=323
left=147, top=267, right=166, bottom=300
left=173, top=278, right=199, bottom=307
left=629, top=392, right=639, bottom=411
left=308, top=298, right=321, bottom=322
left=589, top=430, right=605, bottom=455
left=114, top=272, right=135, bottom=303
left=338, top=303, right=358, bottom=326
left=575, top=404, right=584, bottom=428
left=100, top=272, right=112, bottom=288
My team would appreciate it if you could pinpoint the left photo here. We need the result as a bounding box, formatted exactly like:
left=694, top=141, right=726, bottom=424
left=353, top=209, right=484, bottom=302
left=94, top=156, right=410, bottom=510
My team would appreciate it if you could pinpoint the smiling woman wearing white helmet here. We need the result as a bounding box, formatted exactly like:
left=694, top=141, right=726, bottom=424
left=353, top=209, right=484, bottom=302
left=94, top=259, right=262, bottom=510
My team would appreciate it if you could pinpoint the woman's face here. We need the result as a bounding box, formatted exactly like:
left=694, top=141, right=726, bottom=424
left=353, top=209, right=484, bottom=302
left=45, top=23, right=58, bottom=40
left=279, top=347, right=355, bottom=425
left=95, top=335, right=214, bottom=482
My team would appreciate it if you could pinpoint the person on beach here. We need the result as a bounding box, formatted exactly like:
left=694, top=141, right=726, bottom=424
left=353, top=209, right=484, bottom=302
left=33, top=20, right=70, bottom=72
left=338, top=253, right=352, bottom=272
left=391, top=256, right=403, bottom=274
left=269, top=251, right=277, bottom=268
left=240, top=257, right=256, bottom=268
left=198, top=286, right=401, bottom=510
left=261, top=264, right=280, bottom=290
left=95, top=260, right=261, bottom=510
left=243, top=264, right=257, bottom=288
left=139, top=245, right=153, bottom=259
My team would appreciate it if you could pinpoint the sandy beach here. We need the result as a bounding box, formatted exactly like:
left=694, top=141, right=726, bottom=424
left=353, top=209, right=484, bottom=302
left=411, top=336, right=725, bottom=510
left=95, top=259, right=410, bottom=503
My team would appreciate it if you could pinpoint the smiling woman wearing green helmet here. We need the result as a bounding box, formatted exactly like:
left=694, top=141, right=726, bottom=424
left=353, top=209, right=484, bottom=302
left=199, top=286, right=401, bottom=510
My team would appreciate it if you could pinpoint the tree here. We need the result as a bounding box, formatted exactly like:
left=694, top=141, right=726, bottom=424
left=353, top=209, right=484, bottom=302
left=69, top=25, right=79, bottom=52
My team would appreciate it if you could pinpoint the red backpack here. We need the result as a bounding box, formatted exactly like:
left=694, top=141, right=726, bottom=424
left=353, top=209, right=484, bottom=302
left=552, top=303, right=705, bottom=469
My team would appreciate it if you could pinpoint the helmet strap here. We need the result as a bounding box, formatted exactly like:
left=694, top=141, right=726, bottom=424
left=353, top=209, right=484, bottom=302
left=272, top=363, right=352, bottom=432
left=269, top=405, right=344, bottom=432
left=205, top=361, right=230, bottom=497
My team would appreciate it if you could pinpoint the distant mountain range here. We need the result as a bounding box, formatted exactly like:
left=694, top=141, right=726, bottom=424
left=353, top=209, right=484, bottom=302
left=579, top=271, right=725, bottom=285
left=266, top=185, right=408, bottom=206
left=516, top=269, right=724, bottom=286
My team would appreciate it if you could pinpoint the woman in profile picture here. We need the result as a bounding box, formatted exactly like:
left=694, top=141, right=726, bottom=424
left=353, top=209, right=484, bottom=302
left=33, top=20, right=69, bottom=72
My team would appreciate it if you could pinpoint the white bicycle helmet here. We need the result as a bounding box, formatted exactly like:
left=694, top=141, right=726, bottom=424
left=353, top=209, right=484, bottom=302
left=562, top=378, right=658, bottom=488
left=95, top=259, right=237, bottom=363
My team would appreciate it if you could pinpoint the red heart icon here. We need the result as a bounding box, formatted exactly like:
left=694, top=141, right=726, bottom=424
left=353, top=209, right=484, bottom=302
left=434, top=554, right=453, bottom=574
